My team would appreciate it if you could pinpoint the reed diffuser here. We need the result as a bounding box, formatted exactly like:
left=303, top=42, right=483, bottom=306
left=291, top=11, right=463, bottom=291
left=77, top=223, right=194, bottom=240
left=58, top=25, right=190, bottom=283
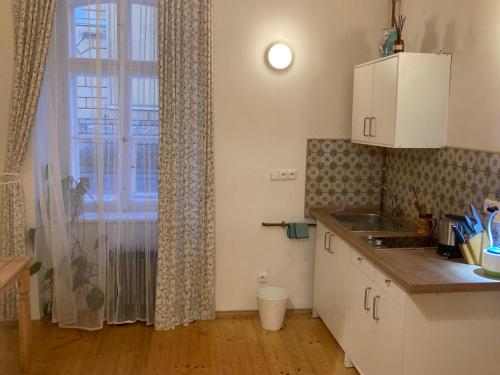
left=393, top=14, right=406, bottom=53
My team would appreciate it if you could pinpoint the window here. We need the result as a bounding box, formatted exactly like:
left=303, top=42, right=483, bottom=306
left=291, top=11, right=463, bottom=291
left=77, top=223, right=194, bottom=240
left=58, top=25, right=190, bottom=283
left=68, top=1, right=158, bottom=211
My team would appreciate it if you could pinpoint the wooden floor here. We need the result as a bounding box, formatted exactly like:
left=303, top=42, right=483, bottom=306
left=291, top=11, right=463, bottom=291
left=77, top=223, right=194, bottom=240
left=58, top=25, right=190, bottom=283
left=0, top=313, right=358, bottom=375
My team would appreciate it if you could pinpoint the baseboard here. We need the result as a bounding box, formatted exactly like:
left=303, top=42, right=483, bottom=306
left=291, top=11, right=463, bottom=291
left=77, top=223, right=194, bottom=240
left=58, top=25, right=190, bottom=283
left=1, top=309, right=314, bottom=324
left=215, top=308, right=312, bottom=317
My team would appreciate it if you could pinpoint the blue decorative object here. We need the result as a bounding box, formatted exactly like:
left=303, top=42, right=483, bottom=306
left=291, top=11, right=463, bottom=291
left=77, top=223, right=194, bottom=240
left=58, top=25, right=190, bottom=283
left=379, top=30, right=397, bottom=57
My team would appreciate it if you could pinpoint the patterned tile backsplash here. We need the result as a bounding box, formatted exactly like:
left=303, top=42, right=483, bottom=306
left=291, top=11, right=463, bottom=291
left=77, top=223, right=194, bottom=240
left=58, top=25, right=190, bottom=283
left=305, top=140, right=500, bottom=232
left=305, top=139, right=383, bottom=215
left=385, top=147, right=500, bottom=221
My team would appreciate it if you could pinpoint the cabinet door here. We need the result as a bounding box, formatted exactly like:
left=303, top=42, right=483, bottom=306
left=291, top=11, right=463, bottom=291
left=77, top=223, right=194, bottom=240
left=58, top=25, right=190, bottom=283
left=371, top=286, right=405, bottom=375
left=352, top=64, right=374, bottom=143
left=346, top=264, right=374, bottom=375
left=326, top=234, right=350, bottom=349
left=371, top=57, right=398, bottom=146
left=313, top=222, right=331, bottom=320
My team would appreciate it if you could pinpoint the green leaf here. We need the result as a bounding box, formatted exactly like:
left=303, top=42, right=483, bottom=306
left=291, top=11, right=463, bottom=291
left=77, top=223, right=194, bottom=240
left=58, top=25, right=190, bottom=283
left=71, top=255, right=87, bottom=271
left=75, top=177, right=89, bottom=196
left=44, top=268, right=54, bottom=281
left=26, top=228, right=36, bottom=245
left=86, top=287, right=104, bottom=312
left=79, top=177, right=89, bottom=189
left=29, top=261, right=42, bottom=276
left=72, top=267, right=89, bottom=291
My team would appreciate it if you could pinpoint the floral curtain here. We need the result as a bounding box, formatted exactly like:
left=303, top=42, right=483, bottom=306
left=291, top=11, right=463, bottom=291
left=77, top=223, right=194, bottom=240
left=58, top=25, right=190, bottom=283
left=155, top=0, right=216, bottom=330
left=0, top=0, right=55, bottom=320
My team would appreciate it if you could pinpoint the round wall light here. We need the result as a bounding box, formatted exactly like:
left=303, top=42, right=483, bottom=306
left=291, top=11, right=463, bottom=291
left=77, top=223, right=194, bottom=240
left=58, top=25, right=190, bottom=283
left=267, top=43, right=293, bottom=70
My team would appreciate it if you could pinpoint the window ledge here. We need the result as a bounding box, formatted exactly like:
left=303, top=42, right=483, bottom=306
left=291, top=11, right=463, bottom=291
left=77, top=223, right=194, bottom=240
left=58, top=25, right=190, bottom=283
left=79, top=211, right=158, bottom=223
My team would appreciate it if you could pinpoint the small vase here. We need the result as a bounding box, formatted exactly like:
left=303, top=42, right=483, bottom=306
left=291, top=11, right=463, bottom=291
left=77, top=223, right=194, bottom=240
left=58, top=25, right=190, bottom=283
left=393, top=38, right=404, bottom=53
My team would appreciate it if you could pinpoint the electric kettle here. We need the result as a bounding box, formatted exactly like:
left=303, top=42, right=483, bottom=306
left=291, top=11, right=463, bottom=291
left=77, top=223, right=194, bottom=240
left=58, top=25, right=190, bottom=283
left=437, top=214, right=462, bottom=258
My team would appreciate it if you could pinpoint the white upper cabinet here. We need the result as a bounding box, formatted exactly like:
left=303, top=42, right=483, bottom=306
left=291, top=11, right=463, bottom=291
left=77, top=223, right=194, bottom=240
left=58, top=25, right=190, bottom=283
left=351, top=52, right=451, bottom=148
left=352, top=64, right=374, bottom=143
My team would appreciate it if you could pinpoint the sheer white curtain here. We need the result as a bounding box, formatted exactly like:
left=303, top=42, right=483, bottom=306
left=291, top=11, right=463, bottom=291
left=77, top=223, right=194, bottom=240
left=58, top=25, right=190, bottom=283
left=34, top=0, right=158, bottom=330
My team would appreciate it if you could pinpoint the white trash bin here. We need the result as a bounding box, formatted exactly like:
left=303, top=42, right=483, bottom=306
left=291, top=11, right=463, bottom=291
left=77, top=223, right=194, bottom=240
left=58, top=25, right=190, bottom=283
left=256, top=286, right=288, bottom=331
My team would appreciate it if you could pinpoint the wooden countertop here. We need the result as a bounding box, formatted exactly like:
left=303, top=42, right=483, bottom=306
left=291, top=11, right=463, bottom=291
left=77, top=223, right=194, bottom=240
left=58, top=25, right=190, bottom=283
left=310, top=208, right=500, bottom=294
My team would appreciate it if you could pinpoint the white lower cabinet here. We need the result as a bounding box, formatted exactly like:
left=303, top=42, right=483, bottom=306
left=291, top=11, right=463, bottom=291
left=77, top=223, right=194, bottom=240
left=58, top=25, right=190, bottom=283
left=346, top=251, right=405, bottom=375
left=314, top=220, right=500, bottom=375
left=370, top=284, right=405, bottom=375
left=313, top=222, right=330, bottom=320
left=345, top=263, right=373, bottom=374
left=313, top=222, right=350, bottom=349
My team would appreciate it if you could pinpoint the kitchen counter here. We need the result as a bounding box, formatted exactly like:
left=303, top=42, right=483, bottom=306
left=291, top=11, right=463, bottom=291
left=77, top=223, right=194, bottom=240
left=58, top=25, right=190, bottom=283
left=310, top=207, right=500, bottom=293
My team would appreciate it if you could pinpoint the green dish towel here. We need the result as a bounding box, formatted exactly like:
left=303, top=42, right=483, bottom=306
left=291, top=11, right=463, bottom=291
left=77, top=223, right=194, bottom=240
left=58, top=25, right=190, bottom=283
left=287, top=223, right=309, bottom=239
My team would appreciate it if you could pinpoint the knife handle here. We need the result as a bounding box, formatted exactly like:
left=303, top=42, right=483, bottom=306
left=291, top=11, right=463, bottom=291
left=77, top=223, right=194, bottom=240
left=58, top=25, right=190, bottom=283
left=452, top=225, right=466, bottom=244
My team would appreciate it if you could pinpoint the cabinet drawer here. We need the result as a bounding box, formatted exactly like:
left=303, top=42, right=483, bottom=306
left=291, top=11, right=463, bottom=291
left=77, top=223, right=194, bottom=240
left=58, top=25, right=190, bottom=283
left=350, top=248, right=375, bottom=280
left=375, top=267, right=406, bottom=307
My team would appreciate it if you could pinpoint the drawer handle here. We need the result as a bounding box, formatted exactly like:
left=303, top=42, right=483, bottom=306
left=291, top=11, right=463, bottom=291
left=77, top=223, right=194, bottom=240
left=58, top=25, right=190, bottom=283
left=328, top=233, right=335, bottom=253
left=385, top=278, right=391, bottom=286
left=373, top=295, right=380, bottom=321
left=324, top=232, right=331, bottom=251
left=364, top=287, right=372, bottom=311
left=357, top=256, right=364, bottom=262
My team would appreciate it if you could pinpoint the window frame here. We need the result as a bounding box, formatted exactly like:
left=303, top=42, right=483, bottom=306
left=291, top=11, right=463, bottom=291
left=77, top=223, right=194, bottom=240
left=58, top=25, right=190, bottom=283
left=67, top=0, right=159, bottom=213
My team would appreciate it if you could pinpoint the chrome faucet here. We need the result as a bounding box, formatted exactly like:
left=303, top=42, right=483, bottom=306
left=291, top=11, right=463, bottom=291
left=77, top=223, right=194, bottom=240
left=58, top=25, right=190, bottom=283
left=381, top=185, right=402, bottom=218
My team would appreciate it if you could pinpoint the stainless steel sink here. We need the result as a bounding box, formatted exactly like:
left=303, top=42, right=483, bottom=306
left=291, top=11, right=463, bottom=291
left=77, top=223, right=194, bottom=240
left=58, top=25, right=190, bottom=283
left=330, top=212, right=411, bottom=232
left=362, top=235, right=437, bottom=250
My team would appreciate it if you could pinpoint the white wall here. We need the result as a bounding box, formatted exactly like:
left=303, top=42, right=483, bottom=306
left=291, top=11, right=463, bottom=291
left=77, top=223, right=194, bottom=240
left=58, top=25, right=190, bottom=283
left=401, top=0, right=500, bottom=152
left=0, top=0, right=14, bottom=171
left=213, top=0, right=387, bottom=310
left=0, top=0, right=389, bottom=313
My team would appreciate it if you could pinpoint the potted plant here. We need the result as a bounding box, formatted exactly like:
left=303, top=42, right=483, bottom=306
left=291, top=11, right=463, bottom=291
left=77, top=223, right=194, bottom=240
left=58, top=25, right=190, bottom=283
left=27, top=169, right=104, bottom=318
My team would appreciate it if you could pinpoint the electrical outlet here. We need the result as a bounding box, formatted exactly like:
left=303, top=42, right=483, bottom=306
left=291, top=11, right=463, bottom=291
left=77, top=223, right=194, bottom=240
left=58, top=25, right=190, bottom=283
left=483, top=198, right=500, bottom=223
left=270, top=169, right=297, bottom=181
left=257, top=272, right=269, bottom=284
left=270, top=170, right=281, bottom=180
left=288, top=169, right=297, bottom=179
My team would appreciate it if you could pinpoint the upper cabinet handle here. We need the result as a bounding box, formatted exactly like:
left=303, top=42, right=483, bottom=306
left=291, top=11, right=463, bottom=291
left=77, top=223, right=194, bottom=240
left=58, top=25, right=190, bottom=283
left=369, top=117, right=376, bottom=137
left=373, top=295, right=380, bottom=321
left=363, top=117, right=369, bottom=136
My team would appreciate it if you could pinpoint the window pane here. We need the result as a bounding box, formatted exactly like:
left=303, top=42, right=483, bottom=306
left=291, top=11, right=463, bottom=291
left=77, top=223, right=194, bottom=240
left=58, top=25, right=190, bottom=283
left=75, top=75, right=119, bottom=136
left=72, top=2, right=117, bottom=59
left=130, top=77, right=159, bottom=136
left=130, top=3, right=158, bottom=61
left=77, top=140, right=118, bottom=197
left=134, top=142, right=158, bottom=196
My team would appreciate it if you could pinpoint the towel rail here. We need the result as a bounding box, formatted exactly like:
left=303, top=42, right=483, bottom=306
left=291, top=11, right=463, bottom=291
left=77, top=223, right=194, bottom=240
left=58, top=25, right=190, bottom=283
left=262, top=221, right=316, bottom=228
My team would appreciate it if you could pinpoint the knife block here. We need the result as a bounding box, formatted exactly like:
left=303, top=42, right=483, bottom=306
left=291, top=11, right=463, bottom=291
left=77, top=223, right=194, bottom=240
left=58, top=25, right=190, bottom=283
left=459, top=232, right=490, bottom=265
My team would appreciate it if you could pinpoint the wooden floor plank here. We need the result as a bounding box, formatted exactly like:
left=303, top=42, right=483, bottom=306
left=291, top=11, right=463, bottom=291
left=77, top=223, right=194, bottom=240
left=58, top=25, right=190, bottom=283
left=0, top=314, right=357, bottom=375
